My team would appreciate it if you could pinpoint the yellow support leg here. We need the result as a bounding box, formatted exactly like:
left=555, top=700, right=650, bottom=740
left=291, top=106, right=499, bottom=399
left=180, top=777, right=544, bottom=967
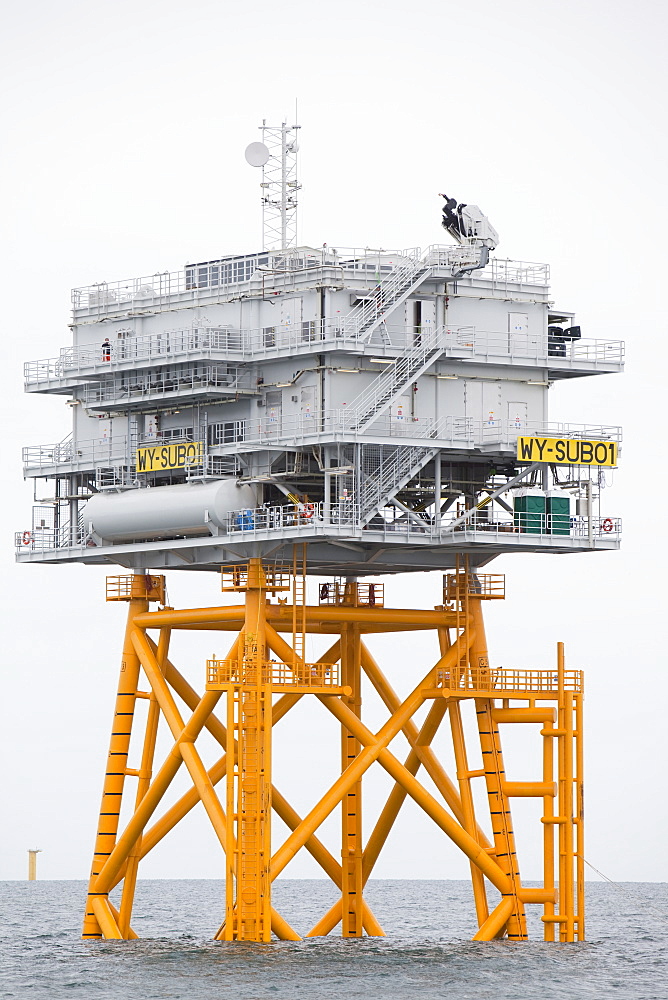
left=83, top=579, right=149, bottom=939
left=224, top=558, right=273, bottom=942
left=469, top=595, right=527, bottom=941
left=340, top=618, right=364, bottom=937
left=118, top=625, right=171, bottom=937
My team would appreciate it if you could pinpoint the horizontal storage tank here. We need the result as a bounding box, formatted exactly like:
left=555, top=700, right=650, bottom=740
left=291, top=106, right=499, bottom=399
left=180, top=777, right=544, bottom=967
left=513, top=488, right=546, bottom=534
left=84, top=480, right=258, bottom=543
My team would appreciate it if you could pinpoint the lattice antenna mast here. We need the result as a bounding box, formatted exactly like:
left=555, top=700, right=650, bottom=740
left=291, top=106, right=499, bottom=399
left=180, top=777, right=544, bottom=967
left=246, top=121, right=301, bottom=251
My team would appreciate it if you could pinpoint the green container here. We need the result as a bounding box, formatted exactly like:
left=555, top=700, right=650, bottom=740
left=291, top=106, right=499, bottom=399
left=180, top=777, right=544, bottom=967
left=547, top=492, right=570, bottom=535
left=514, top=490, right=546, bottom=534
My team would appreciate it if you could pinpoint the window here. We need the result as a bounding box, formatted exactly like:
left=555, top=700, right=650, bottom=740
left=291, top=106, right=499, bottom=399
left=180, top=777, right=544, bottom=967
left=301, top=320, right=317, bottom=342
left=185, top=255, right=269, bottom=290
left=158, top=427, right=194, bottom=441
left=207, top=421, right=246, bottom=446
left=263, top=326, right=276, bottom=348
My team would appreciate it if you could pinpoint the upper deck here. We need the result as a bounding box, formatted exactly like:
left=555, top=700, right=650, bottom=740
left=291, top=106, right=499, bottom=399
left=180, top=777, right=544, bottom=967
left=68, top=245, right=552, bottom=324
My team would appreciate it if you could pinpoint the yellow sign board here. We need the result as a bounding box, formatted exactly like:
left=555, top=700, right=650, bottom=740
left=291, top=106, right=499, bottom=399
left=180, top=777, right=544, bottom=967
left=516, top=436, right=617, bottom=467
left=136, top=441, right=204, bottom=473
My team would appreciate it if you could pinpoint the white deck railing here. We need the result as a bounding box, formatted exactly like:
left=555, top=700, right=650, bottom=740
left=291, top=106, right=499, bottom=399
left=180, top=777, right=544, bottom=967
left=68, top=246, right=551, bottom=319
left=24, top=324, right=624, bottom=388
left=22, top=415, right=622, bottom=476
left=15, top=497, right=621, bottom=554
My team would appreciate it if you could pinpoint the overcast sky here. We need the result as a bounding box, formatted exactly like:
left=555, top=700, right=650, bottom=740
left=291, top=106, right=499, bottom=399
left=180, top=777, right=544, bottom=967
left=1, top=0, right=666, bottom=891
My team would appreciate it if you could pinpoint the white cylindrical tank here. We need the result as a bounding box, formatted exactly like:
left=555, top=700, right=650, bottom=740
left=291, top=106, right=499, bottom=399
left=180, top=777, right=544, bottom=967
left=84, top=480, right=258, bottom=543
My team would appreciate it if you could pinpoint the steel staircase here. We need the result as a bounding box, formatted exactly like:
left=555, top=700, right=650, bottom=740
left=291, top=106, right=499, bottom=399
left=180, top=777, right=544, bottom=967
left=345, top=326, right=446, bottom=430
left=359, top=443, right=439, bottom=524
left=340, top=244, right=487, bottom=344
left=343, top=250, right=433, bottom=342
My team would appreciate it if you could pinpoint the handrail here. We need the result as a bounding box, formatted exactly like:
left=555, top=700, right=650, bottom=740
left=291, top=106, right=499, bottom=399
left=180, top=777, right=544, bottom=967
left=71, top=245, right=544, bottom=324
left=22, top=415, right=623, bottom=476
left=343, top=326, right=445, bottom=428
left=23, top=326, right=623, bottom=386
left=80, top=366, right=253, bottom=406
left=15, top=502, right=622, bottom=554
left=206, top=658, right=340, bottom=688
left=436, top=666, right=582, bottom=693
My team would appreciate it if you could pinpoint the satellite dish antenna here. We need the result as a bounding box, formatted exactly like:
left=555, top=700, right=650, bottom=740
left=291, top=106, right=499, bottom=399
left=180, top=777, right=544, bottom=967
left=245, top=141, right=270, bottom=167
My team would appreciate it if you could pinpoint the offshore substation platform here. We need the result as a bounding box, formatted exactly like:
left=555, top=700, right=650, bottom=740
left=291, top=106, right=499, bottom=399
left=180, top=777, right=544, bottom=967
left=17, top=121, right=623, bottom=943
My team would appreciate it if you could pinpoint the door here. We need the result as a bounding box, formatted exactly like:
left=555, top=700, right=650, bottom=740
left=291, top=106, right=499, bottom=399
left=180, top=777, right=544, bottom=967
left=507, top=401, right=528, bottom=432
left=265, top=390, right=282, bottom=437
left=390, top=393, right=411, bottom=430
left=464, top=381, right=501, bottom=441
left=280, top=297, right=303, bottom=346
left=301, top=385, right=317, bottom=429
left=508, top=311, right=540, bottom=356
left=508, top=311, right=528, bottom=355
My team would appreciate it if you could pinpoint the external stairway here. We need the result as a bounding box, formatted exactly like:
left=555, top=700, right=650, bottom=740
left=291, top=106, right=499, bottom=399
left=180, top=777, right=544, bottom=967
left=342, top=250, right=433, bottom=342
left=359, top=443, right=439, bottom=524
left=345, top=326, right=446, bottom=431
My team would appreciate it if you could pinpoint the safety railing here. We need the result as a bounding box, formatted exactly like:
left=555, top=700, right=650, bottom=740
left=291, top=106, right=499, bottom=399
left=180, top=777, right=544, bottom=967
left=15, top=501, right=622, bottom=556
left=438, top=509, right=622, bottom=539
left=436, top=666, right=582, bottom=693
left=25, top=323, right=623, bottom=391
left=474, top=418, right=623, bottom=445
left=443, top=572, right=505, bottom=602
left=360, top=442, right=438, bottom=520
left=81, top=366, right=253, bottom=406
left=15, top=522, right=85, bottom=551
left=227, top=501, right=358, bottom=532
left=22, top=435, right=129, bottom=473
left=342, top=248, right=425, bottom=338
left=220, top=564, right=292, bottom=592
left=105, top=574, right=165, bottom=602
left=206, top=658, right=340, bottom=688
left=21, top=416, right=623, bottom=483
left=243, top=410, right=467, bottom=445
left=551, top=338, right=625, bottom=364
left=69, top=247, right=550, bottom=322
left=434, top=327, right=624, bottom=365
left=318, top=580, right=384, bottom=606
left=476, top=258, right=550, bottom=287
left=69, top=247, right=419, bottom=317
left=232, top=505, right=621, bottom=542
left=343, top=326, right=446, bottom=428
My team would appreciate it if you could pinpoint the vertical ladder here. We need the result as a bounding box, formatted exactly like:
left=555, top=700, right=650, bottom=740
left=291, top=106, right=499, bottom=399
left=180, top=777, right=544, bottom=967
left=224, top=561, right=272, bottom=942
left=291, top=544, right=307, bottom=669
left=555, top=642, right=584, bottom=941
left=453, top=554, right=470, bottom=684
left=340, top=590, right=363, bottom=937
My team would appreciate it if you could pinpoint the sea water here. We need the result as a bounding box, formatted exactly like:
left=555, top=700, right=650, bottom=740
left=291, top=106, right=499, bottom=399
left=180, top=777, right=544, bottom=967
left=1, top=880, right=666, bottom=999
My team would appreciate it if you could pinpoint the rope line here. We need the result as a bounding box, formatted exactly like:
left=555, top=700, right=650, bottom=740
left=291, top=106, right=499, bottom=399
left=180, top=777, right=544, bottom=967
left=577, top=854, right=667, bottom=921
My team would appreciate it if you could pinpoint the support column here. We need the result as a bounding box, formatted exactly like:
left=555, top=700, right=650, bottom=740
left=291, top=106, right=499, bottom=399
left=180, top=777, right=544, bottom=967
left=556, top=640, right=578, bottom=942
left=224, top=558, right=272, bottom=942
left=340, top=602, right=364, bottom=937
left=469, top=596, right=528, bottom=941
left=82, top=578, right=149, bottom=939
left=575, top=683, right=585, bottom=941
left=542, top=703, right=556, bottom=941
left=117, top=626, right=171, bottom=936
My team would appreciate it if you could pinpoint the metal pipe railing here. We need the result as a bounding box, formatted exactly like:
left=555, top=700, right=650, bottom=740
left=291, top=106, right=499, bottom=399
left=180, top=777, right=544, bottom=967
left=24, top=324, right=623, bottom=386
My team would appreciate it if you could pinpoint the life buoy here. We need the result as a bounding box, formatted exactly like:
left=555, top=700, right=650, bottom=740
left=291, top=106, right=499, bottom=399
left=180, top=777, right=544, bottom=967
left=299, top=503, right=315, bottom=519
left=22, top=531, right=32, bottom=545
left=602, top=518, right=614, bottom=533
